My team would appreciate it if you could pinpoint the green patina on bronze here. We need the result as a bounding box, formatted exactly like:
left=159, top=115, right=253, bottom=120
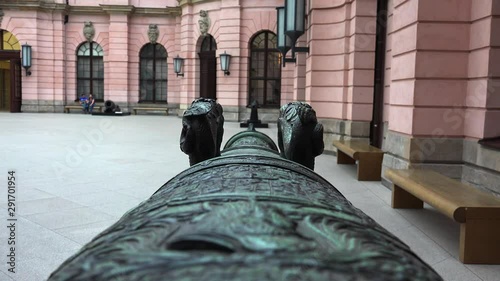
left=48, top=99, right=442, bottom=281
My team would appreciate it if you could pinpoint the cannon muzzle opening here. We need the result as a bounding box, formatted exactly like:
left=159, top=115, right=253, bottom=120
left=104, top=100, right=120, bottom=113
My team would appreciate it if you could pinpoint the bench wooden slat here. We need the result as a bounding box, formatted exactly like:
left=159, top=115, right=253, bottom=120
left=134, top=107, right=164, bottom=110
left=386, top=168, right=500, bottom=264
left=332, top=140, right=383, bottom=159
left=332, top=140, right=384, bottom=181
left=386, top=169, right=500, bottom=222
left=64, top=105, right=101, bottom=113
left=133, top=107, right=169, bottom=115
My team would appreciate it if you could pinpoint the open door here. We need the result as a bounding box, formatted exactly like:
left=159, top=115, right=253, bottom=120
left=199, top=50, right=216, bottom=100
left=0, top=51, right=21, bottom=112
left=10, top=58, right=21, bottom=112
left=198, top=35, right=217, bottom=100
left=0, top=30, right=22, bottom=112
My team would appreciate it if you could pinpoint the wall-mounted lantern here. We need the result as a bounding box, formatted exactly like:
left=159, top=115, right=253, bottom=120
left=220, top=51, right=231, bottom=76
left=173, top=55, right=184, bottom=77
left=285, top=0, right=306, bottom=44
left=21, top=43, right=32, bottom=76
left=278, top=0, right=309, bottom=66
left=276, top=6, right=295, bottom=66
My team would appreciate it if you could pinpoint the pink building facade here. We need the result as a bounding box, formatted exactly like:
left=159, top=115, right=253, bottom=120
left=0, top=0, right=499, bottom=195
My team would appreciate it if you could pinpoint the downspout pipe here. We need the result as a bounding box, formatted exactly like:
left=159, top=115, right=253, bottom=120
left=63, top=2, right=68, bottom=107
left=370, top=0, right=388, bottom=148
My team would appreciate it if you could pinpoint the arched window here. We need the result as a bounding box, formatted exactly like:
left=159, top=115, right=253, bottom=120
left=77, top=42, right=104, bottom=101
left=1, top=30, right=20, bottom=50
left=139, top=43, right=168, bottom=103
left=248, top=31, right=281, bottom=107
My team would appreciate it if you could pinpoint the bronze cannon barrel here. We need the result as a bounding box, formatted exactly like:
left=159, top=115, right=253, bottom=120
left=104, top=100, right=118, bottom=113
left=49, top=100, right=442, bottom=281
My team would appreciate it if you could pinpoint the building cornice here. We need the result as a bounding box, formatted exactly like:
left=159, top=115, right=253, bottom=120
left=99, top=5, right=135, bottom=15
left=68, top=6, right=103, bottom=15
left=134, top=7, right=181, bottom=16
left=0, top=1, right=181, bottom=17
left=0, top=0, right=67, bottom=13
left=70, top=5, right=181, bottom=17
left=177, top=0, right=220, bottom=7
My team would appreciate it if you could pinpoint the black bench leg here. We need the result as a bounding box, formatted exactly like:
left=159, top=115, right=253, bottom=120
left=391, top=184, right=423, bottom=209
left=337, top=150, right=355, bottom=164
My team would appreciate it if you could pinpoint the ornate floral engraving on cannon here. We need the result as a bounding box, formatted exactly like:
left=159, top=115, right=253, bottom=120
left=49, top=100, right=442, bottom=281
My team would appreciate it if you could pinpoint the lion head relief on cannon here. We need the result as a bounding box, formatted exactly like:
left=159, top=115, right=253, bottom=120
left=180, top=98, right=224, bottom=166
left=278, top=101, right=324, bottom=170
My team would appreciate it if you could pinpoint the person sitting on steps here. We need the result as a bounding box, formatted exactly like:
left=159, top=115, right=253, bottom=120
left=79, top=94, right=89, bottom=114
left=88, top=94, right=96, bottom=114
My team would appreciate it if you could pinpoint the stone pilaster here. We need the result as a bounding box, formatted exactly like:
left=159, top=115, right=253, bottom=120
left=102, top=5, right=133, bottom=103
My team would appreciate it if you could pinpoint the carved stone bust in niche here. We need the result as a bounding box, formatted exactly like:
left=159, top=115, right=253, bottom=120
left=198, top=10, right=210, bottom=36
left=83, top=21, right=95, bottom=42
left=148, top=24, right=159, bottom=44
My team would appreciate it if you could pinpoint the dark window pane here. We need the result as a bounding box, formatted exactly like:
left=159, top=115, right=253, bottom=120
left=249, top=80, right=265, bottom=105
left=268, top=33, right=277, bottom=49
left=77, top=80, right=90, bottom=96
left=248, top=31, right=281, bottom=107
left=78, top=58, right=90, bottom=78
left=93, top=43, right=104, bottom=57
left=77, top=42, right=90, bottom=56
left=251, top=52, right=265, bottom=78
left=267, top=51, right=280, bottom=78
left=155, top=59, right=167, bottom=79
left=141, top=59, right=154, bottom=80
left=156, top=44, right=167, bottom=57
left=92, top=58, right=104, bottom=78
left=141, top=44, right=154, bottom=58
left=139, top=43, right=168, bottom=103
left=155, top=81, right=167, bottom=101
left=266, top=80, right=280, bottom=105
left=139, top=85, right=148, bottom=101
left=93, top=80, right=104, bottom=100
left=140, top=80, right=154, bottom=101
left=76, top=42, right=105, bottom=100
left=252, top=33, right=266, bottom=49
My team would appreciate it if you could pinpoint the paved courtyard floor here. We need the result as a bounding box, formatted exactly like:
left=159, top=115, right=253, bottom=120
left=0, top=112, right=499, bottom=280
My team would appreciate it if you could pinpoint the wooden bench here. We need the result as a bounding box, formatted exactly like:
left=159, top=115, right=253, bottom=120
left=64, top=105, right=101, bottom=113
left=386, top=168, right=500, bottom=264
left=132, top=107, right=169, bottom=115
left=332, top=140, right=384, bottom=181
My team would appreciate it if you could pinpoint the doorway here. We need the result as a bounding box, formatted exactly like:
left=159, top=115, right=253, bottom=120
left=198, top=35, right=217, bottom=100
left=0, top=56, right=22, bottom=112
left=0, top=30, right=22, bottom=112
